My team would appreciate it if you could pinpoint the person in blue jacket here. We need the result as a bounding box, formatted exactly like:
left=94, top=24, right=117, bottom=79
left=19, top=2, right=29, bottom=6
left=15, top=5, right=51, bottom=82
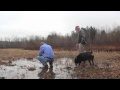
left=37, top=42, right=55, bottom=69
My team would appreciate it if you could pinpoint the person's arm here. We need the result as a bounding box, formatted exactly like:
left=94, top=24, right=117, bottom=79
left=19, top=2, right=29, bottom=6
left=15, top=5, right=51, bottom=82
left=81, top=30, right=87, bottom=44
left=39, top=46, right=44, bottom=56
left=76, top=31, right=80, bottom=48
left=81, top=29, right=86, bottom=38
left=78, top=31, right=82, bottom=44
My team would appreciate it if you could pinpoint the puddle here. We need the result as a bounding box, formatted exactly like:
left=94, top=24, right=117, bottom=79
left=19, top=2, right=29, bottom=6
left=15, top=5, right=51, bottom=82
left=0, top=58, right=77, bottom=79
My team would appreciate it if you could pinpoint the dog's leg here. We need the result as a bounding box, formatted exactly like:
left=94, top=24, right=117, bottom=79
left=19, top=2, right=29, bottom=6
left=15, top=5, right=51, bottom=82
left=78, top=62, right=81, bottom=66
left=83, top=61, right=86, bottom=67
left=75, top=63, right=78, bottom=67
left=91, top=59, right=94, bottom=66
left=88, top=60, right=92, bottom=66
left=91, top=56, right=94, bottom=66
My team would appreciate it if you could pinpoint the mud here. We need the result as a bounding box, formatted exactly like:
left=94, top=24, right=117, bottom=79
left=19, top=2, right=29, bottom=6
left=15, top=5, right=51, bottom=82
left=0, top=56, right=120, bottom=79
left=0, top=58, right=76, bottom=79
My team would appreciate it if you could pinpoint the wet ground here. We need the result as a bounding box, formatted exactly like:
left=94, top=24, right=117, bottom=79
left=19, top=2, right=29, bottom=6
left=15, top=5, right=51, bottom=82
left=0, top=58, right=76, bottom=79
left=1, top=56, right=120, bottom=79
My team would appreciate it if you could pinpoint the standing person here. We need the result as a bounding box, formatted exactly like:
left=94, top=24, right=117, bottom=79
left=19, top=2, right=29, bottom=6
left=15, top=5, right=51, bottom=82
left=37, top=42, right=55, bottom=69
left=75, top=26, right=87, bottom=54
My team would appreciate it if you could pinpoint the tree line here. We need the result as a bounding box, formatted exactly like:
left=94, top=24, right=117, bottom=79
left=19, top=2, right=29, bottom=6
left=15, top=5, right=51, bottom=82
left=0, top=26, right=120, bottom=51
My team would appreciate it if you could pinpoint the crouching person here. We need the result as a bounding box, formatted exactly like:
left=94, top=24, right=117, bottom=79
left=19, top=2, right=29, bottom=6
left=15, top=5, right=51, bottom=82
left=37, top=42, right=55, bottom=69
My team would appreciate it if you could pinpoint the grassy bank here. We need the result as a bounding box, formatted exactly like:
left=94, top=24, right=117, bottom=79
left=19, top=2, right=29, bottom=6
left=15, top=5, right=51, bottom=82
left=0, top=49, right=78, bottom=61
left=0, top=49, right=120, bottom=60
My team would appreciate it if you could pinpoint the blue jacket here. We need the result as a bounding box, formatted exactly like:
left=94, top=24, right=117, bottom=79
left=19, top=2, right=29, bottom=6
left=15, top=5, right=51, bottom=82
left=39, top=43, right=54, bottom=59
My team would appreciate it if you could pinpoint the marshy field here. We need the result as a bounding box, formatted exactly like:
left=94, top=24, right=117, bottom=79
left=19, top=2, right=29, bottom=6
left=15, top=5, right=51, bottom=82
left=0, top=49, right=120, bottom=79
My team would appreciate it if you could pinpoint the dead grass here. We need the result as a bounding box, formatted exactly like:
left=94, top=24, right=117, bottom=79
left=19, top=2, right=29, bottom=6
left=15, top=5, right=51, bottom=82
left=27, top=67, right=36, bottom=71
left=72, top=52, right=120, bottom=79
left=0, top=48, right=120, bottom=62
left=0, top=49, right=38, bottom=61
left=0, top=60, right=7, bottom=65
left=0, top=49, right=77, bottom=61
left=73, top=65, right=120, bottom=79
left=0, top=49, right=120, bottom=79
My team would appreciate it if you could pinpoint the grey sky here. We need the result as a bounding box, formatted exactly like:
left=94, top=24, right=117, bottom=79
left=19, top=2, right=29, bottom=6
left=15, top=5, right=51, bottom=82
left=0, top=11, right=120, bottom=39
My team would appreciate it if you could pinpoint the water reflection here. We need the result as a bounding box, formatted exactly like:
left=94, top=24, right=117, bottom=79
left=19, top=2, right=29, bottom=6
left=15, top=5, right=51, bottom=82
left=38, top=68, right=55, bottom=79
left=0, top=58, right=75, bottom=79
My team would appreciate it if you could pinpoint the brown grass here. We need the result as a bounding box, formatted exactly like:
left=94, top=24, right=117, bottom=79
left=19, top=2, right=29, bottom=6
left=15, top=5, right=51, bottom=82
left=0, top=49, right=38, bottom=61
left=0, top=48, right=120, bottom=61
left=0, top=49, right=78, bottom=61
left=0, top=60, right=8, bottom=65
left=0, top=49, right=120, bottom=79
left=27, top=67, right=36, bottom=71
left=72, top=52, right=120, bottom=79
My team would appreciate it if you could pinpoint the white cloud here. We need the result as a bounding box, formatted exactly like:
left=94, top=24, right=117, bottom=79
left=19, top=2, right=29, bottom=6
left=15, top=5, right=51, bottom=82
left=0, top=11, right=120, bottom=40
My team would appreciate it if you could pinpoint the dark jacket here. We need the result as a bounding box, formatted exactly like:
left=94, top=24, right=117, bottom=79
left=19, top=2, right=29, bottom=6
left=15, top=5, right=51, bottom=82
left=78, top=28, right=87, bottom=45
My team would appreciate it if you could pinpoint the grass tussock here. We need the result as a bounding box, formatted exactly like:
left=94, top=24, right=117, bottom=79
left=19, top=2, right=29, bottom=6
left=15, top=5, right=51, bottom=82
left=27, top=67, right=36, bottom=71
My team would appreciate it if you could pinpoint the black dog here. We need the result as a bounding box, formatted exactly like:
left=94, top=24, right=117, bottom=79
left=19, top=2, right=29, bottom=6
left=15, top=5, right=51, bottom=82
left=74, top=52, right=94, bottom=66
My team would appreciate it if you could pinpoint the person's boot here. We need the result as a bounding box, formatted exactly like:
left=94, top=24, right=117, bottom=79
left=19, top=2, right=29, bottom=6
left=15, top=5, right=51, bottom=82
left=49, top=61, right=53, bottom=68
left=50, top=65, right=53, bottom=68
left=43, top=65, right=48, bottom=69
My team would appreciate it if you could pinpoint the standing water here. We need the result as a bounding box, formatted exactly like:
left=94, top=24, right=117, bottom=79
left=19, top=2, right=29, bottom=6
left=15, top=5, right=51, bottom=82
left=0, top=57, right=77, bottom=79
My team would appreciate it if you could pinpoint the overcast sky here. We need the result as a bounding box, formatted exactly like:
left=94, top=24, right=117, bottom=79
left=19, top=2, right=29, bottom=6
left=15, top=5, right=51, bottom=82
left=0, top=11, right=120, bottom=40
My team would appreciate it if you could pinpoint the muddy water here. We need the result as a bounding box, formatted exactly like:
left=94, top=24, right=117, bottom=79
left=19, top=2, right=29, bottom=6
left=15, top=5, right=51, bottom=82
left=0, top=58, right=77, bottom=79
